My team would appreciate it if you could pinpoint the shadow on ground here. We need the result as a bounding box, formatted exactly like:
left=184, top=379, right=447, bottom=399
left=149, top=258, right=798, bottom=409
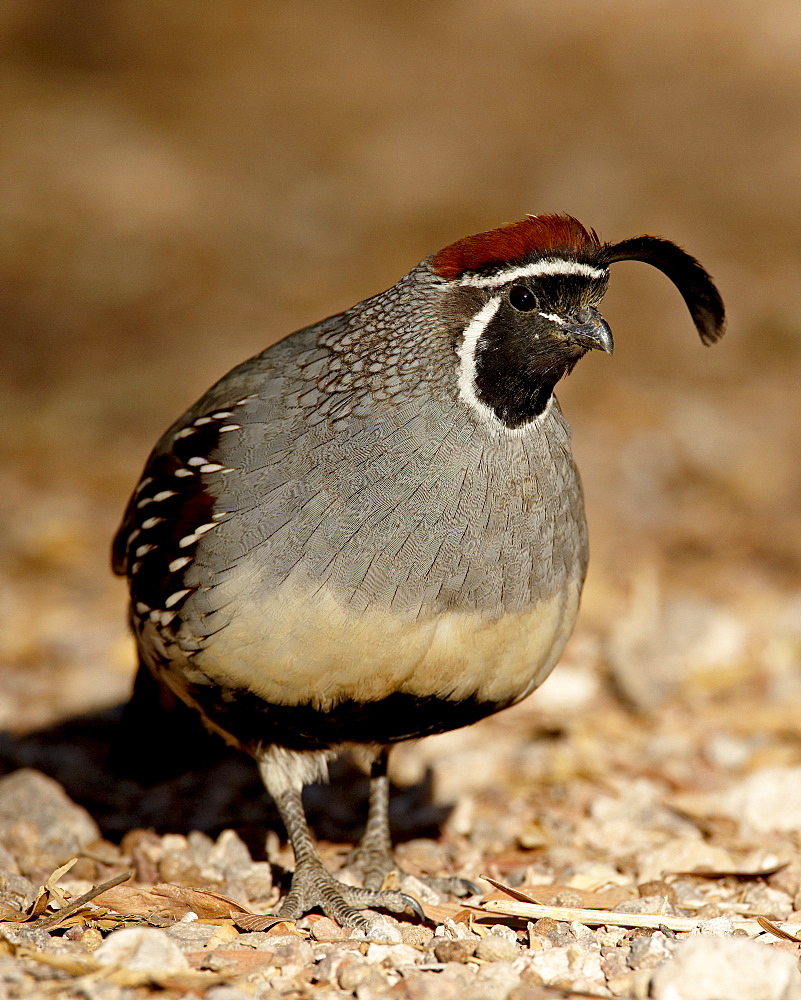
left=0, top=694, right=450, bottom=859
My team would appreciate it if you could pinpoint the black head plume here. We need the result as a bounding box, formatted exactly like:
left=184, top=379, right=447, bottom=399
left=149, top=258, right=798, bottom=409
left=598, top=236, right=725, bottom=346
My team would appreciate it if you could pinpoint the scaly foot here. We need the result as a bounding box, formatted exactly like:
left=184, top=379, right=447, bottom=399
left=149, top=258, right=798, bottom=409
left=278, top=856, right=424, bottom=932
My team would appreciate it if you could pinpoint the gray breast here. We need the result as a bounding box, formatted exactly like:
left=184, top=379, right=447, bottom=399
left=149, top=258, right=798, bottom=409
left=179, top=360, right=587, bottom=642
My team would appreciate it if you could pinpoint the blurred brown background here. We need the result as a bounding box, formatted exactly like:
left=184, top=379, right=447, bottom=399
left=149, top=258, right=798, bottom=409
left=1, top=1, right=799, bottom=744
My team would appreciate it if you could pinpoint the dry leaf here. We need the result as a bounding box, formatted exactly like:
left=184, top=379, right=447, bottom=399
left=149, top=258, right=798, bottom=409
left=668, top=864, right=788, bottom=881
left=184, top=948, right=285, bottom=975
left=420, top=900, right=486, bottom=925
left=35, top=871, right=133, bottom=931
left=234, top=915, right=302, bottom=934
left=480, top=875, right=543, bottom=903
left=151, top=884, right=253, bottom=919
left=757, top=916, right=801, bottom=943
left=0, top=858, right=106, bottom=927
left=43, top=858, right=78, bottom=908
left=481, top=876, right=633, bottom=910
left=0, top=902, right=31, bottom=923
left=10, top=943, right=96, bottom=977
left=93, top=884, right=176, bottom=917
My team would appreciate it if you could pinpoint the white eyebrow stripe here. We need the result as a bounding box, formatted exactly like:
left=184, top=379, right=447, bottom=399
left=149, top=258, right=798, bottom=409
left=538, top=312, right=565, bottom=325
left=458, top=257, right=606, bottom=288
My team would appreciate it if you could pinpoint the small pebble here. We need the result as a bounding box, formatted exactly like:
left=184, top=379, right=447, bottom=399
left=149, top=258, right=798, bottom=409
left=475, top=935, right=519, bottom=962
left=628, top=930, right=675, bottom=970
left=401, top=923, right=434, bottom=947
left=338, top=960, right=375, bottom=990
left=311, top=916, right=350, bottom=941
left=0, top=769, right=100, bottom=872
left=651, top=935, right=801, bottom=1000
left=366, top=942, right=421, bottom=967
left=364, top=914, right=403, bottom=943
left=433, top=938, right=476, bottom=963
left=205, top=987, right=252, bottom=1000
left=93, top=927, right=190, bottom=974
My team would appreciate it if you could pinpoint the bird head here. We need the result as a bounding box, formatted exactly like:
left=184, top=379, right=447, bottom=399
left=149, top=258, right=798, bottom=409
left=430, top=215, right=725, bottom=430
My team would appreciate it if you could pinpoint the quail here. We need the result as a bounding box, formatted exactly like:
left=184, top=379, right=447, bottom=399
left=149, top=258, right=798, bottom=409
left=113, top=214, right=725, bottom=930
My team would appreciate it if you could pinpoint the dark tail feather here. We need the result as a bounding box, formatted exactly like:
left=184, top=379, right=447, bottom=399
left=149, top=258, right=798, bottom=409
left=599, top=236, right=726, bottom=346
left=109, top=660, right=222, bottom=781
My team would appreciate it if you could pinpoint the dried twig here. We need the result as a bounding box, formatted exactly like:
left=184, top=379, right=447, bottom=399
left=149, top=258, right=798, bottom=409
left=35, top=870, right=133, bottom=931
left=481, top=898, right=760, bottom=933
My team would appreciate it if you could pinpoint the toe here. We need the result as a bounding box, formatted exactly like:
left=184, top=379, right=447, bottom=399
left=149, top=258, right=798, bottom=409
left=397, top=892, right=425, bottom=921
left=278, top=862, right=425, bottom=930
left=422, top=874, right=481, bottom=898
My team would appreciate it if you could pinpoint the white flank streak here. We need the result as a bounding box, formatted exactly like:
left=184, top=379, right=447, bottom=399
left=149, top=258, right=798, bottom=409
left=218, top=424, right=241, bottom=433
left=193, top=416, right=213, bottom=425
left=174, top=427, right=196, bottom=440
left=459, top=257, right=605, bottom=288
left=141, top=517, right=164, bottom=530
left=187, top=456, right=207, bottom=466
left=178, top=521, right=218, bottom=548
left=199, top=463, right=225, bottom=473
left=174, top=468, right=193, bottom=477
left=153, top=490, right=177, bottom=502
left=169, top=556, right=191, bottom=572
left=165, top=589, right=191, bottom=608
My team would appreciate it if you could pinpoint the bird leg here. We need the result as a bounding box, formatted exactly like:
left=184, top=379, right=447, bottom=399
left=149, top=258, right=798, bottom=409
left=257, top=748, right=422, bottom=930
left=271, top=784, right=423, bottom=931
left=343, top=749, right=395, bottom=889
left=344, top=748, right=480, bottom=899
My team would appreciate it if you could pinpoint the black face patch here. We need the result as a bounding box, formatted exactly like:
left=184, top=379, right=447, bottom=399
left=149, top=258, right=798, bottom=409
left=471, top=276, right=607, bottom=429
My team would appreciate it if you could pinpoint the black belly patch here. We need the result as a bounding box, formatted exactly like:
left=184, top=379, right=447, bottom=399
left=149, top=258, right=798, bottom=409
left=181, top=680, right=510, bottom=752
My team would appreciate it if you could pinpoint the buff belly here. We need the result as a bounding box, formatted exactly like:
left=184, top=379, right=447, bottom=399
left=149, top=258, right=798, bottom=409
left=149, top=572, right=583, bottom=751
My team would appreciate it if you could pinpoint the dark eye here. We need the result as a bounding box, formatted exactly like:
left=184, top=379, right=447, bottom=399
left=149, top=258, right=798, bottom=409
left=508, top=285, right=536, bottom=312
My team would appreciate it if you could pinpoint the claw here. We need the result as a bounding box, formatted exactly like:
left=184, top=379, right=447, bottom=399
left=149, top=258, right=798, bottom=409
left=398, top=892, right=426, bottom=922
left=454, top=877, right=483, bottom=897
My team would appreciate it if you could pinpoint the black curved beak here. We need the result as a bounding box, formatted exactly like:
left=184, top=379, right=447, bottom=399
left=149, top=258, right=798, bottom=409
left=565, top=307, right=614, bottom=355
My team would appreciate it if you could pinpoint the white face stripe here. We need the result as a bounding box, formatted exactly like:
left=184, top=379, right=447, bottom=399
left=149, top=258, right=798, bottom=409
left=538, top=311, right=565, bottom=325
left=458, top=257, right=606, bottom=289
left=457, top=296, right=502, bottom=428
left=457, top=294, right=552, bottom=435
